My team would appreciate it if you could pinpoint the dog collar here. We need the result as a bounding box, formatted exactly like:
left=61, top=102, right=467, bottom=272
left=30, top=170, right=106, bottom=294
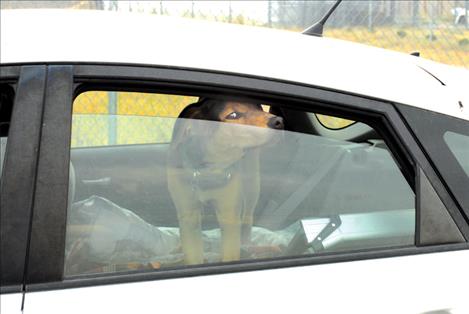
left=190, top=164, right=235, bottom=191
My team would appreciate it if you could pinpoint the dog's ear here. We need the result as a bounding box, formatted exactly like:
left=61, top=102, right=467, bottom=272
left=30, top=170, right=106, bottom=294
left=179, top=98, right=225, bottom=121
left=171, top=100, right=205, bottom=144
left=171, top=97, right=224, bottom=141
left=198, top=99, right=225, bottom=121
left=170, top=119, right=216, bottom=167
left=171, top=99, right=214, bottom=145
left=178, top=101, right=204, bottom=119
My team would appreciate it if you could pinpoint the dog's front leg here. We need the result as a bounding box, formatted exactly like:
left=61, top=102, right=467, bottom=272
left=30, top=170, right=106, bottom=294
left=215, top=182, right=243, bottom=262
left=240, top=150, right=261, bottom=246
left=168, top=168, right=204, bottom=265
left=178, top=208, right=204, bottom=265
left=219, top=215, right=242, bottom=262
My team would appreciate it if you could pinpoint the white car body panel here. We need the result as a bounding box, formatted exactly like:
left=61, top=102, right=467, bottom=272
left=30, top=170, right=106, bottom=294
left=1, top=9, right=468, bottom=121
left=0, top=293, right=22, bottom=314
left=24, top=250, right=469, bottom=314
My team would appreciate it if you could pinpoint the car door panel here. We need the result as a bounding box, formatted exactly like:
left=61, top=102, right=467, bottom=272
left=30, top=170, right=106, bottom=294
left=0, top=293, right=23, bottom=314
left=23, top=249, right=469, bottom=314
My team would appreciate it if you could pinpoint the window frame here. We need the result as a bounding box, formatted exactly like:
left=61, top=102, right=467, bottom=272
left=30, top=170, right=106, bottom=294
left=397, top=104, right=469, bottom=220
left=23, top=63, right=469, bottom=292
left=0, top=65, right=45, bottom=294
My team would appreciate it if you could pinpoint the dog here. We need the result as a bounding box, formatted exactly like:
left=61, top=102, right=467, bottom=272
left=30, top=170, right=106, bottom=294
left=167, top=98, right=284, bottom=265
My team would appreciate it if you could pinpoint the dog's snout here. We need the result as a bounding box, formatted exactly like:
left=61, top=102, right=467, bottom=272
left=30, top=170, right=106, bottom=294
left=268, top=116, right=284, bottom=129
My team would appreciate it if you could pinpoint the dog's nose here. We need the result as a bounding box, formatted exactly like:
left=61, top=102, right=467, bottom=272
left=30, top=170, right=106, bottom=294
left=268, top=116, right=284, bottom=129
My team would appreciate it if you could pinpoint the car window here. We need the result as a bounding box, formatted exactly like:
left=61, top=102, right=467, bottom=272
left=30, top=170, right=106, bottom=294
left=399, top=105, right=469, bottom=215
left=316, top=114, right=355, bottom=129
left=0, top=84, right=14, bottom=182
left=65, top=90, right=415, bottom=276
left=72, top=91, right=198, bottom=147
left=444, top=131, right=469, bottom=177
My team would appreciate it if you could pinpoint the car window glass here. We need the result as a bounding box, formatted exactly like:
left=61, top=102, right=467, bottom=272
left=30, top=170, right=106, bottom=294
left=444, top=131, right=469, bottom=177
left=0, top=84, right=14, bottom=182
left=72, top=91, right=197, bottom=147
left=65, top=90, right=415, bottom=276
left=316, top=114, right=356, bottom=129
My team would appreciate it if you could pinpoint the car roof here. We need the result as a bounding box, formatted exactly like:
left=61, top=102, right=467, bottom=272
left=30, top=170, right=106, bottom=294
left=1, top=9, right=468, bottom=121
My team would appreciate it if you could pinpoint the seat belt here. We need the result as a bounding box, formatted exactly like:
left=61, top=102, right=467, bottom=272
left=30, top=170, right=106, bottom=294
left=260, top=143, right=365, bottom=228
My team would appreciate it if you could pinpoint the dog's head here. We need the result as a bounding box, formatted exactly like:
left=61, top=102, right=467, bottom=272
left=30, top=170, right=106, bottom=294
left=178, top=98, right=284, bottom=147
left=171, top=99, right=284, bottom=165
left=179, top=98, right=284, bottom=131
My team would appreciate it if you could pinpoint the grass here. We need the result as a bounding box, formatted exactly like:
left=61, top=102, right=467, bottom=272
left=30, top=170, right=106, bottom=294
left=324, top=26, right=469, bottom=68
left=215, top=14, right=469, bottom=68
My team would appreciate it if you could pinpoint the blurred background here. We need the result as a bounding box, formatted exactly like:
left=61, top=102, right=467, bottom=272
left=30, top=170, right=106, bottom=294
left=2, top=0, right=468, bottom=68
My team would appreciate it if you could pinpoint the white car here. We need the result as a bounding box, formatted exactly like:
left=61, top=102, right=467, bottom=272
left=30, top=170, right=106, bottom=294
left=451, top=7, right=467, bottom=25
left=1, top=9, right=469, bottom=314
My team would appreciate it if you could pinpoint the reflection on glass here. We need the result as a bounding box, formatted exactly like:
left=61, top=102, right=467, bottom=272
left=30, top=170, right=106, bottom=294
left=65, top=115, right=415, bottom=275
left=316, top=114, right=355, bottom=129
left=444, top=131, right=469, bottom=177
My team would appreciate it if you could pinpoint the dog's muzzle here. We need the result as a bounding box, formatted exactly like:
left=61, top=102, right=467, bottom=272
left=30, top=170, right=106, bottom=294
left=268, top=116, right=284, bottom=130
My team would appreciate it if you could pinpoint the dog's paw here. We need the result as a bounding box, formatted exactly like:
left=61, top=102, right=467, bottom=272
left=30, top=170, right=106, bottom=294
left=242, top=245, right=283, bottom=259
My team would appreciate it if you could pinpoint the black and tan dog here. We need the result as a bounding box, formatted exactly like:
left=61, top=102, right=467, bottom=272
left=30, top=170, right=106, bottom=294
left=167, top=98, right=284, bottom=265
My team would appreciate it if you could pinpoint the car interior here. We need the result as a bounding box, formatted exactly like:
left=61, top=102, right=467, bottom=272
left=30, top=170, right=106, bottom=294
left=64, top=90, right=416, bottom=275
left=0, top=85, right=417, bottom=275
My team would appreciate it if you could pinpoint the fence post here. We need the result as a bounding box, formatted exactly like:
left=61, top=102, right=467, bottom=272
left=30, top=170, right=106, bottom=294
left=429, top=1, right=435, bottom=41
left=108, top=92, right=117, bottom=146
left=368, top=0, right=374, bottom=31
left=466, top=0, right=469, bottom=29
left=228, top=1, right=232, bottom=23
left=301, top=0, right=306, bottom=28
left=108, top=0, right=117, bottom=11
left=389, top=0, right=396, bottom=24
left=95, top=0, right=104, bottom=10
left=412, top=0, right=419, bottom=26
left=268, top=0, right=272, bottom=28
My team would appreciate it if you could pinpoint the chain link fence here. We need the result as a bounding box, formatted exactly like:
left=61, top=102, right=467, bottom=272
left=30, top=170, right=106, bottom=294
left=272, top=0, right=469, bottom=68
left=2, top=0, right=468, bottom=68
left=72, top=91, right=196, bottom=148
left=105, top=0, right=469, bottom=69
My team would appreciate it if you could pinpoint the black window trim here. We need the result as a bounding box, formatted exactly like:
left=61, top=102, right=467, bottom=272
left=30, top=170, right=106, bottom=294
left=0, top=65, right=21, bottom=80
left=25, top=65, right=73, bottom=286
left=397, top=105, right=469, bottom=220
left=24, top=63, right=469, bottom=292
left=0, top=65, right=46, bottom=294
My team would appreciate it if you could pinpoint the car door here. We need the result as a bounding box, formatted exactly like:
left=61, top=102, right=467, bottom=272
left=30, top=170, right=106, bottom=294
left=21, top=64, right=469, bottom=314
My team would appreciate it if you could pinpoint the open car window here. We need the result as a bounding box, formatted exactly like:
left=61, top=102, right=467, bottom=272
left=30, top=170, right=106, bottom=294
left=72, top=91, right=198, bottom=147
left=65, top=90, right=415, bottom=276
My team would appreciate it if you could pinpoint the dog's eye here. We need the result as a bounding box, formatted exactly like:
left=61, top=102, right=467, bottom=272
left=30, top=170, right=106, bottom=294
left=226, top=112, right=242, bottom=119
